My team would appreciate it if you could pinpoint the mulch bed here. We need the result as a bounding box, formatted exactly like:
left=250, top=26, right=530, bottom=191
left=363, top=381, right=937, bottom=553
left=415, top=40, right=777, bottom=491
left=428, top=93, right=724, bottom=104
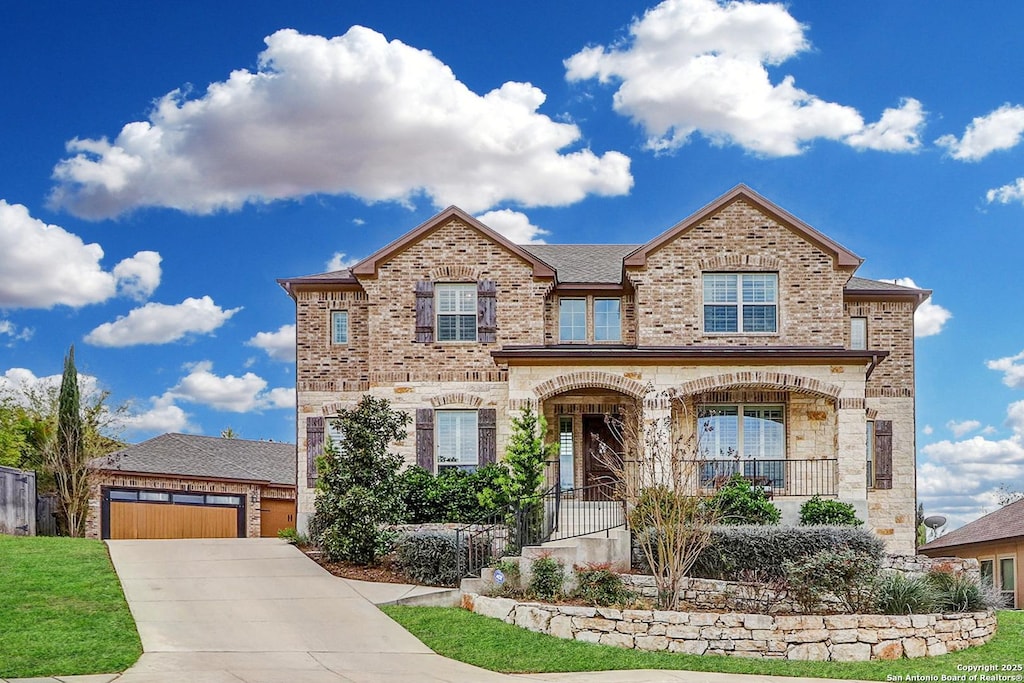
left=304, top=548, right=411, bottom=584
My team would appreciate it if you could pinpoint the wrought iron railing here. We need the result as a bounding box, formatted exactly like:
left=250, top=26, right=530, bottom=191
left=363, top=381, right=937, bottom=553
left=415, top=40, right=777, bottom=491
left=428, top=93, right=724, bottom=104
left=679, top=458, right=838, bottom=497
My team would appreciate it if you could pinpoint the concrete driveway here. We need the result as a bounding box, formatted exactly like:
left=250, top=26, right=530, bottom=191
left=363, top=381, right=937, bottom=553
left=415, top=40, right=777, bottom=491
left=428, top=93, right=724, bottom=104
left=107, top=538, right=510, bottom=683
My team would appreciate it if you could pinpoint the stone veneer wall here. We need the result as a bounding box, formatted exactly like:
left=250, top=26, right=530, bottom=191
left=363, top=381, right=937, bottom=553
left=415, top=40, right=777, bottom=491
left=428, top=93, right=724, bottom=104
left=464, top=593, right=996, bottom=661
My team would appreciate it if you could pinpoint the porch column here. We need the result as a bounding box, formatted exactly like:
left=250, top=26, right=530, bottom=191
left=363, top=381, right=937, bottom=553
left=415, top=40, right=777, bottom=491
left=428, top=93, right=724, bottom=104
left=836, top=400, right=868, bottom=502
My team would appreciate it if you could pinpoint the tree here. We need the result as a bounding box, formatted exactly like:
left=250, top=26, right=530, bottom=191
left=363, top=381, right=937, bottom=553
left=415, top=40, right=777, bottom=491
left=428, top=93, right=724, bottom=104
left=605, top=400, right=722, bottom=610
left=220, top=427, right=238, bottom=439
left=44, top=345, right=92, bottom=537
left=996, top=484, right=1024, bottom=507
left=310, top=395, right=411, bottom=564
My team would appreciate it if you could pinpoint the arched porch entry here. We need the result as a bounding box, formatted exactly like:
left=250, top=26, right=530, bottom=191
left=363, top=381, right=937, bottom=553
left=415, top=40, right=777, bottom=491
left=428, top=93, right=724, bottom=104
left=533, top=372, right=646, bottom=501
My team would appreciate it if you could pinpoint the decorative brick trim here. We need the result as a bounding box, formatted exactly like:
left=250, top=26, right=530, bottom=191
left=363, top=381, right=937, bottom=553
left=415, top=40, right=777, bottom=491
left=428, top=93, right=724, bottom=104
left=370, top=370, right=508, bottom=383
left=866, top=408, right=879, bottom=420
left=838, top=397, right=866, bottom=410
left=509, top=398, right=539, bottom=412
left=533, top=371, right=649, bottom=401
left=866, top=387, right=914, bottom=398
left=643, top=396, right=671, bottom=410
left=430, top=392, right=484, bottom=408
left=295, top=290, right=368, bottom=302
left=698, top=254, right=781, bottom=271
left=429, top=264, right=480, bottom=281
left=675, top=372, right=842, bottom=401
left=298, top=380, right=370, bottom=393
left=320, top=401, right=352, bottom=416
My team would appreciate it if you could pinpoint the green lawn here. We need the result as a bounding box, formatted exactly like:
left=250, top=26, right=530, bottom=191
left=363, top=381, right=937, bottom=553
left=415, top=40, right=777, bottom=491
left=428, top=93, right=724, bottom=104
left=0, top=536, right=142, bottom=678
left=382, top=605, right=1024, bottom=679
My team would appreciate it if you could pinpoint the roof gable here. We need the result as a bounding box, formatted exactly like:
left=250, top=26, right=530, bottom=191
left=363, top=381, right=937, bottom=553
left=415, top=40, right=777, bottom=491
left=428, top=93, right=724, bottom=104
left=624, top=184, right=862, bottom=269
left=920, top=498, right=1024, bottom=551
left=350, top=206, right=556, bottom=279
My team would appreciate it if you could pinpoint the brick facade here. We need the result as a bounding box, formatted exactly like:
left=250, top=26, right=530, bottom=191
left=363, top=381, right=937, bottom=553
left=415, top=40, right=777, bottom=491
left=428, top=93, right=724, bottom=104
left=284, top=187, right=923, bottom=553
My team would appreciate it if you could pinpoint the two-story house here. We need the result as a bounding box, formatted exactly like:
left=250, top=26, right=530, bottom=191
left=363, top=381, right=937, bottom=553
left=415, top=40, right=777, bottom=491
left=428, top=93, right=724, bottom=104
left=279, top=185, right=927, bottom=554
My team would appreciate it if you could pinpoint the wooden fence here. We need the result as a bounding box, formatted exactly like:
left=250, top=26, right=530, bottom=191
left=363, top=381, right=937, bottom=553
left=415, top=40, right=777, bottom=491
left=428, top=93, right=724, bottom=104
left=0, top=465, right=36, bottom=535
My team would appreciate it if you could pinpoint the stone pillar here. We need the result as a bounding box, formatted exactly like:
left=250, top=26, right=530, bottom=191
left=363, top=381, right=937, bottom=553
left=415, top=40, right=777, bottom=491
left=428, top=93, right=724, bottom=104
left=835, top=402, right=868, bottom=504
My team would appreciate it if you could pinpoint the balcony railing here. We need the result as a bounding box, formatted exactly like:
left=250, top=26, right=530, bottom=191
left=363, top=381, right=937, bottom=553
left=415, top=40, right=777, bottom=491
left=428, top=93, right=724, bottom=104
left=679, top=458, right=838, bottom=497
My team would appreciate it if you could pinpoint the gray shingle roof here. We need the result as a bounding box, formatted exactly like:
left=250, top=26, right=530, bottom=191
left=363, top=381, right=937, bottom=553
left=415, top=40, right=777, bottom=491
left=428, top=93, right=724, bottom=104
left=518, top=244, right=640, bottom=284
left=92, top=433, right=295, bottom=486
left=920, top=498, right=1024, bottom=551
left=845, top=276, right=925, bottom=293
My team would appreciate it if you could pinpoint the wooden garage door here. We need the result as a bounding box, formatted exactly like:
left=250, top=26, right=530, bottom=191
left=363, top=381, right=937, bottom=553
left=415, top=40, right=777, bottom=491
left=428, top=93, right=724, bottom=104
left=260, top=498, right=296, bottom=537
left=103, top=488, right=244, bottom=539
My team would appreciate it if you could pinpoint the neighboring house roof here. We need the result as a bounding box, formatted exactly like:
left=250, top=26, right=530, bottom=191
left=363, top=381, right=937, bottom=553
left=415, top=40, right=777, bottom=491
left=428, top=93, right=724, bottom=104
left=920, top=498, right=1024, bottom=552
left=845, top=276, right=931, bottom=303
left=91, top=433, right=295, bottom=486
left=624, top=184, right=863, bottom=269
left=518, top=244, right=640, bottom=284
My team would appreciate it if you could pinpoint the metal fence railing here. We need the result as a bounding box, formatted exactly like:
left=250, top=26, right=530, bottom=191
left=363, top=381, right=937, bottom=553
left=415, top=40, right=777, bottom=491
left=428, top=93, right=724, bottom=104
left=679, top=458, right=838, bottom=497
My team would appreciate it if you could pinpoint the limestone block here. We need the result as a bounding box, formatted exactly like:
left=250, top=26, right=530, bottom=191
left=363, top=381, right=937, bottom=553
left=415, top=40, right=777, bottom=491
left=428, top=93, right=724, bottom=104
left=573, top=617, right=616, bottom=632
left=600, top=632, right=635, bottom=648
left=669, top=639, right=709, bottom=655
left=665, top=625, right=701, bottom=639
left=653, top=610, right=688, bottom=624
left=648, top=623, right=667, bottom=636
left=575, top=631, right=602, bottom=643
left=557, top=605, right=597, bottom=617
left=596, top=607, right=623, bottom=620
left=776, top=615, right=824, bottom=630
left=743, top=614, right=775, bottom=630
left=831, top=643, right=871, bottom=661
left=829, top=629, right=859, bottom=644
left=689, top=613, right=719, bottom=626
left=857, top=629, right=879, bottom=644
left=823, top=615, right=859, bottom=630
left=858, top=615, right=890, bottom=628
left=623, top=610, right=653, bottom=622
left=616, top=621, right=649, bottom=634
left=708, top=640, right=736, bottom=651
left=515, top=606, right=552, bottom=633
left=472, top=595, right=516, bottom=621
left=787, top=642, right=830, bottom=661
left=902, top=637, right=927, bottom=658
left=635, top=635, right=670, bottom=651
left=872, top=640, right=904, bottom=660
left=910, top=615, right=934, bottom=628
left=549, top=615, right=574, bottom=640
left=784, top=629, right=830, bottom=644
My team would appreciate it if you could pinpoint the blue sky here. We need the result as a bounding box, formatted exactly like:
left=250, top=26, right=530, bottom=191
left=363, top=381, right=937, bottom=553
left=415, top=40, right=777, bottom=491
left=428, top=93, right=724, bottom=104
left=2, top=0, right=1023, bottom=530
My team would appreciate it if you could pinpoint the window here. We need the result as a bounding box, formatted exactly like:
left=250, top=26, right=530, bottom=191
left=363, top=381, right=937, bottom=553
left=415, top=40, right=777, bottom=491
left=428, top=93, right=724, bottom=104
left=138, top=491, right=170, bottom=502
left=851, top=317, right=867, bottom=350
left=206, top=494, right=242, bottom=506
left=594, top=298, right=621, bottom=342
left=172, top=493, right=206, bottom=505
left=436, top=284, right=476, bottom=341
left=331, top=311, right=348, bottom=344
left=109, top=490, right=138, bottom=501
left=559, top=298, right=586, bottom=342
left=980, top=559, right=995, bottom=589
left=698, top=404, right=785, bottom=487
left=703, top=273, right=778, bottom=333
left=436, top=410, right=478, bottom=470
left=559, top=416, right=575, bottom=489
left=1000, top=557, right=1016, bottom=607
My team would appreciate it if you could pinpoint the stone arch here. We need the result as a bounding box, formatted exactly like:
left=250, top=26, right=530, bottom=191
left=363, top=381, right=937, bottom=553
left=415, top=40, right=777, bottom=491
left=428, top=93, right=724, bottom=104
left=429, top=264, right=480, bottom=282
left=674, top=371, right=842, bottom=402
left=430, top=392, right=484, bottom=408
left=533, top=371, right=648, bottom=402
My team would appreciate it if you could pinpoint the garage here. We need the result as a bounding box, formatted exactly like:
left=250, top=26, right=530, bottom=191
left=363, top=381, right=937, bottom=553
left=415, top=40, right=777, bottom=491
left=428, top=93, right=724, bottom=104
left=87, top=433, right=296, bottom=540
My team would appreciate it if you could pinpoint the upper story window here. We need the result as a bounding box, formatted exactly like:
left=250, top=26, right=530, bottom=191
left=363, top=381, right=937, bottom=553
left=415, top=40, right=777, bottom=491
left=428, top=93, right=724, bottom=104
left=559, top=298, right=586, bottom=342
left=703, top=273, right=778, bottom=333
left=850, top=317, right=867, bottom=350
left=436, top=283, right=477, bottom=342
left=331, top=311, right=349, bottom=344
left=594, top=298, right=622, bottom=342
left=436, top=410, right=478, bottom=471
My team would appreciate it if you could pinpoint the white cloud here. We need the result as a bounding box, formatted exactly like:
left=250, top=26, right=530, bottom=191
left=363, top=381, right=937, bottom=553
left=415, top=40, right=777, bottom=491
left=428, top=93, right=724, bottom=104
left=165, top=361, right=293, bottom=412
left=0, top=367, right=101, bottom=407
left=936, top=104, right=1024, bottom=161
left=922, top=424, right=934, bottom=435
left=987, top=349, right=1024, bottom=389
left=0, top=320, right=33, bottom=343
left=325, top=252, right=359, bottom=273
left=846, top=99, right=925, bottom=152
left=476, top=209, right=549, bottom=244
left=946, top=419, right=981, bottom=438
left=986, top=178, right=1024, bottom=205
left=246, top=324, right=296, bottom=362
left=84, top=296, right=241, bottom=347
left=122, top=394, right=194, bottom=435
left=893, top=277, right=951, bottom=338
left=564, top=0, right=921, bottom=157
left=919, top=400, right=1024, bottom=530
left=0, top=199, right=160, bottom=308
left=49, top=27, right=632, bottom=219
left=113, top=250, right=161, bottom=301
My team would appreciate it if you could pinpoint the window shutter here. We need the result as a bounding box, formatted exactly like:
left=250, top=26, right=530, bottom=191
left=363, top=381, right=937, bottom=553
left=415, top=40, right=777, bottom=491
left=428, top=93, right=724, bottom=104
left=874, top=420, right=893, bottom=490
left=414, top=280, right=434, bottom=343
left=306, top=416, right=325, bottom=488
left=416, top=408, right=435, bottom=471
left=478, top=408, right=497, bottom=465
left=477, top=279, right=497, bottom=343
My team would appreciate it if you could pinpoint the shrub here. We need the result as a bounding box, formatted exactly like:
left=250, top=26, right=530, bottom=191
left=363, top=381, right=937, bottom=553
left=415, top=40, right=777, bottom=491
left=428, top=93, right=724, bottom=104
left=927, top=570, right=994, bottom=612
left=706, top=474, right=781, bottom=525
left=875, top=572, right=936, bottom=614
left=311, top=395, right=410, bottom=564
left=277, top=527, right=308, bottom=546
left=487, top=558, right=523, bottom=597
left=572, top=563, right=636, bottom=607
left=799, top=496, right=863, bottom=526
left=783, top=548, right=880, bottom=614
left=682, top=525, right=885, bottom=580
left=394, top=529, right=492, bottom=587
left=397, top=464, right=506, bottom=524
left=527, top=555, right=565, bottom=601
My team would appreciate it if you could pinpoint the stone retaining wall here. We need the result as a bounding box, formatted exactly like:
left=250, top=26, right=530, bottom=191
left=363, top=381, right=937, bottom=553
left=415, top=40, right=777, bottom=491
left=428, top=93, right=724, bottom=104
left=462, top=593, right=996, bottom=661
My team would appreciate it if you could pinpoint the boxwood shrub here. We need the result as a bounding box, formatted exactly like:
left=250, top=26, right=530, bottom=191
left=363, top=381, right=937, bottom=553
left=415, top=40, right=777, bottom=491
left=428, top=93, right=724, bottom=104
left=394, top=529, right=493, bottom=587
left=397, top=464, right=507, bottom=524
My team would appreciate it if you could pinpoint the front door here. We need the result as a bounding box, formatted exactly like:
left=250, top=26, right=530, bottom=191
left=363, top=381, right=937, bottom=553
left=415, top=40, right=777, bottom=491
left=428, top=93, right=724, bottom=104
left=583, top=414, right=622, bottom=501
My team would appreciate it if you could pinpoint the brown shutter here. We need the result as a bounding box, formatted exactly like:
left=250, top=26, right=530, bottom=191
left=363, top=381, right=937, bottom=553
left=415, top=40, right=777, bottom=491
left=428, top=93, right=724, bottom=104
left=306, top=416, right=324, bottom=488
left=416, top=408, right=435, bottom=471
left=874, top=420, right=893, bottom=490
left=414, top=280, right=434, bottom=343
left=477, top=279, right=497, bottom=343
left=478, top=408, right=497, bottom=466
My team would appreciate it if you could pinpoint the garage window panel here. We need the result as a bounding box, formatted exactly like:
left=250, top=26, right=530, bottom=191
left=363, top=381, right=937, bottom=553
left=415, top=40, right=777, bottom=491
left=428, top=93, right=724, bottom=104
left=173, top=493, right=206, bottom=504
left=109, top=490, right=138, bottom=501
left=138, top=491, right=170, bottom=502
left=206, top=494, right=242, bottom=506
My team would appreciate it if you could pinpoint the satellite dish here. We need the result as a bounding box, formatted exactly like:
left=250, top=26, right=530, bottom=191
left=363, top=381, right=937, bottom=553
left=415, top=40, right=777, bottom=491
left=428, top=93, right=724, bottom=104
left=924, top=515, right=947, bottom=530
